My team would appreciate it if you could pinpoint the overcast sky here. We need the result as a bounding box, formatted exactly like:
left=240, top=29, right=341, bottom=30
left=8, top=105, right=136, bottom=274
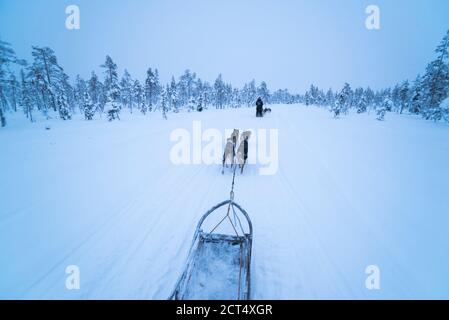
left=1, top=0, right=448, bottom=92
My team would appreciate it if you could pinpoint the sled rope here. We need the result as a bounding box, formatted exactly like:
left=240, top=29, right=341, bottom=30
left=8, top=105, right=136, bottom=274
left=229, top=165, right=246, bottom=299
left=210, top=165, right=240, bottom=236
left=229, top=163, right=237, bottom=201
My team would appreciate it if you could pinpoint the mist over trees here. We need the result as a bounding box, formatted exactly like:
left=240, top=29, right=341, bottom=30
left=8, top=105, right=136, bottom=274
left=0, top=30, right=448, bottom=127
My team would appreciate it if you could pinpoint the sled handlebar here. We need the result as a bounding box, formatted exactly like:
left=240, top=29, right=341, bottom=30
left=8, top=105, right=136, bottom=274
left=196, top=200, right=253, bottom=236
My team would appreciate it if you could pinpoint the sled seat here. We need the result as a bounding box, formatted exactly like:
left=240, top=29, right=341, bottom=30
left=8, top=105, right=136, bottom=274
left=170, top=200, right=252, bottom=300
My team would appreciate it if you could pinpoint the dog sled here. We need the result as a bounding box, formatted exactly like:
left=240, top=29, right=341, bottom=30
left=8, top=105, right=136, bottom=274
left=170, top=169, right=253, bottom=300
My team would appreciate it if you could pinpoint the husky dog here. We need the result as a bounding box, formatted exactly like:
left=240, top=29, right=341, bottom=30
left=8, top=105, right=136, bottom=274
left=236, top=131, right=251, bottom=174
left=263, top=108, right=271, bottom=114
left=222, top=129, right=239, bottom=174
left=230, top=129, right=239, bottom=143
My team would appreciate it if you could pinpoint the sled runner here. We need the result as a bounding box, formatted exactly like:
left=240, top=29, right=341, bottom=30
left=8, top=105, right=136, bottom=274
left=170, top=169, right=253, bottom=300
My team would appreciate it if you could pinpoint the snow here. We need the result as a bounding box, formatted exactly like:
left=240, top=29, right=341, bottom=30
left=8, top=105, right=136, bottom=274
left=1, top=104, right=448, bottom=299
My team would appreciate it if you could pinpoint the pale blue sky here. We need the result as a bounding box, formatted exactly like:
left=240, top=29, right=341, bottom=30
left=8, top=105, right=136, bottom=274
left=0, top=0, right=448, bottom=92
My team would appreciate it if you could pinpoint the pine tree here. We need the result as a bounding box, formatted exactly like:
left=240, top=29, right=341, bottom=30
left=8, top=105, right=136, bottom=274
left=377, top=96, right=392, bottom=121
left=7, top=74, right=19, bottom=112
left=145, top=68, right=160, bottom=111
left=331, top=92, right=344, bottom=118
left=133, top=79, right=146, bottom=114
left=27, top=68, right=47, bottom=116
left=83, top=91, right=95, bottom=120
left=88, top=71, right=102, bottom=114
left=257, top=81, right=270, bottom=104
left=353, top=87, right=364, bottom=111
left=399, top=80, right=410, bottom=114
left=29, top=46, right=67, bottom=113
left=214, top=74, right=225, bottom=109
left=331, top=83, right=352, bottom=117
left=325, top=88, right=335, bottom=108
left=422, top=30, right=449, bottom=121
left=74, top=75, right=87, bottom=112
left=161, top=85, right=169, bottom=119
left=0, top=40, right=25, bottom=126
left=20, top=69, right=33, bottom=122
left=61, top=73, right=75, bottom=115
left=57, top=90, right=71, bottom=120
left=364, top=87, right=375, bottom=112
left=357, top=93, right=368, bottom=113
left=120, top=69, right=133, bottom=112
left=169, top=76, right=179, bottom=112
left=101, top=55, right=120, bottom=120
left=410, top=75, right=423, bottom=114
left=340, top=83, right=353, bottom=114
left=304, top=92, right=311, bottom=106
left=178, top=69, right=196, bottom=106
left=390, top=85, right=401, bottom=111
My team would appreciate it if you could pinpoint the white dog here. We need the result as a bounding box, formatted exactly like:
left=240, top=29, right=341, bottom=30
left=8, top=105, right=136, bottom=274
left=222, top=129, right=239, bottom=174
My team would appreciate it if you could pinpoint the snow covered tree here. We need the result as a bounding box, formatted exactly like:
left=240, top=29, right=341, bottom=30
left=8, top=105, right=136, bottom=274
left=20, top=69, right=33, bottom=122
left=6, top=74, right=19, bottom=112
left=257, top=81, right=270, bottom=104
left=399, top=80, right=410, bottom=114
left=307, top=84, right=326, bottom=106
left=178, top=69, right=196, bottom=107
left=340, top=83, right=353, bottom=114
left=120, top=69, right=133, bottom=112
left=26, top=68, right=46, bottom=116
left=390, top=85, right=401, bottom=111
left=357, top=92, right=368, bottom=113
left=410, top=75, right=423, bottom=114
left=101, top=55, right=120, bottom=120
left=421, top=29, right=449, bottom=121
left=353, top=87, right=364, bottom=111
left=74, top=75, right=87, bottom=112
left=28, top=46, right=67, bottom=115
left=272, top=89, right=292, bottom=104
left=242, top=80, right=257, bottom=107
left=196, top=93, right=204, bottom=112
left=214, top=74, right=225, bottom=109
left=195, top=78, right=206, bottom=110
left=331, top=83, right=352, bottom=117
left=325, top=88, right=335, bottom=108
left=377, top=96, right=392, bottom=121
left=0, top=40, right=25, bottom=126
left=331, top=93, right=344, bottom=118
left=88, top=71, right=103, bottom=115
left=145, top=67, right=161, bottom=111
left=161, top=85, right=169, bottom=119
left=168, top=76, right=179, bottom=112
left=224, top=83, right=232, bottom=106
left=364, top=87, right=375, bottom=111
left=133, top=79, right=146, bottom=114
left=304, top=92, right=311, bottom=106
left=56, top=89, right=71, bottom=120
left=82, top=91, right=95, bottom=120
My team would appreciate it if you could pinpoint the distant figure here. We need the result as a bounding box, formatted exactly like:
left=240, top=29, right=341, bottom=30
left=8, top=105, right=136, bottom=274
left=256, top=97, right=264, bottom=117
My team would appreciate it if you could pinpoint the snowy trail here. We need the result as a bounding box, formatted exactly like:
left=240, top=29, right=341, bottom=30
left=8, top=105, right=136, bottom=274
left=1, top=105, right=448, bottom=299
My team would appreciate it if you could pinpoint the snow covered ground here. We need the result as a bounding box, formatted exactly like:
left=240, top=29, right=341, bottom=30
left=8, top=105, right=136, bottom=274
left=1, top=104, right=448, bottom=299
